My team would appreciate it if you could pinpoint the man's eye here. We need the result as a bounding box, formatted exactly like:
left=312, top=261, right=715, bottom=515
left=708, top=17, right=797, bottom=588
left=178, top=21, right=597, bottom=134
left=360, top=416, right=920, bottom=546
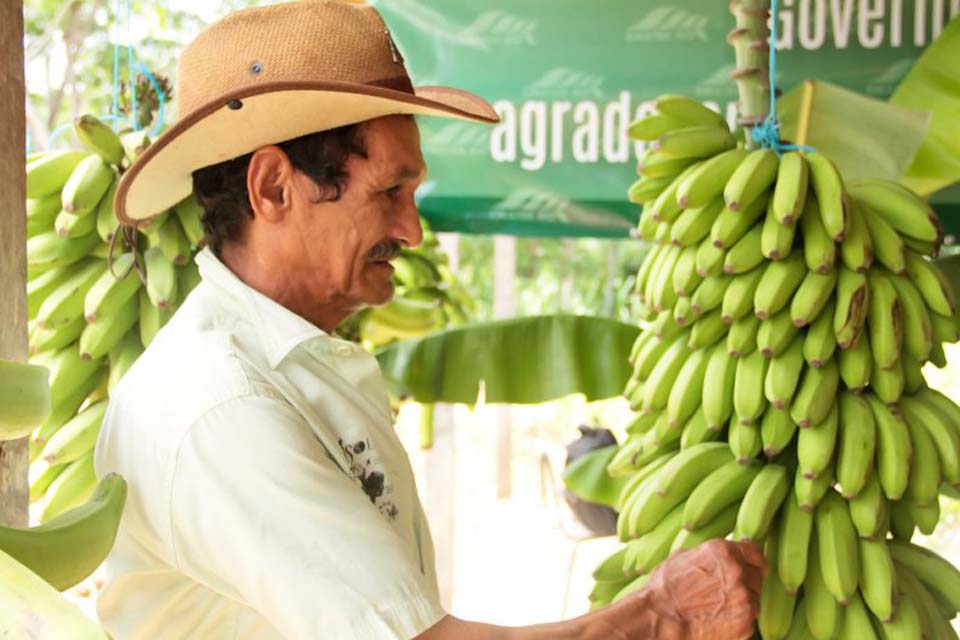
left=386, top=185, right=402, bottom=197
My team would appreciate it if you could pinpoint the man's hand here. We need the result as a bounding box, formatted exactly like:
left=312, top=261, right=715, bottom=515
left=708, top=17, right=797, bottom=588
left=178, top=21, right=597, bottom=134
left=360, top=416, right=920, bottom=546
left=621, top=539, right=767, bottom=640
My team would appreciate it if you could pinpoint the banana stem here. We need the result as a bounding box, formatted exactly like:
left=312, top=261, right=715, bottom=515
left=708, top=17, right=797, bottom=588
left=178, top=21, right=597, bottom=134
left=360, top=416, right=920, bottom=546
left=728, top=0, right=772, bottom=148
left=420, top=403, right=435, bottom=450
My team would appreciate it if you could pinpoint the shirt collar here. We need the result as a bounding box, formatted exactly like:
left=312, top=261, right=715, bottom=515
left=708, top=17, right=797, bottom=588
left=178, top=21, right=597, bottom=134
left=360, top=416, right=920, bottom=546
left=195, top=248, right=327, bottom=369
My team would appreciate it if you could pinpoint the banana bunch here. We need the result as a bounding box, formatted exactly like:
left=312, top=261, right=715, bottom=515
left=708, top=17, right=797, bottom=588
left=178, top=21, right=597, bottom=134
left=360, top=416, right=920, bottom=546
left=24, top=114, right=205, bottom=515
left=341, top=223, right=472, bottom=348
left=590, top=95, right=960, bottom=637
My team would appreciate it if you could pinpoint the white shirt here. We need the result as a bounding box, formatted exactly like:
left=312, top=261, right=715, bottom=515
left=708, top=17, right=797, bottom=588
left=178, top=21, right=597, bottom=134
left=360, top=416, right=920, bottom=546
left=94, top=248, right=444, bottom=639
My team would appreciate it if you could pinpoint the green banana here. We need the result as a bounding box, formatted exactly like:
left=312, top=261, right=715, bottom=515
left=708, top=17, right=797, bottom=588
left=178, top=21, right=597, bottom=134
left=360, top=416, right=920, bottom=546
left=727, top=313, right=760, bottom=358
left=666, top=348, right=708, bottom=427
left=837, top=592, right=879, bottom=640
left=710, top=192, right=768, bottom=249
left=815, top=490, right=860, bottom=604
left=630, top=177, right=672, bottom=207
left=800, top=198, right=837, bottom=273
left=790, top=269, right=838, bottom=328
left=39, top=399, right=107, bottom=466
left=900, top=353, right=925, bottom=394
left=930, top=310, right=959, bottom=344
left=154, top=213, right=192, bottom=266
left=0, top=359, right=52, bottom=440
left=723, top=148, right=779, bottom=212
left=652, top=125, right=736, bottom=159
left=702, top=341, right=737, bottom=430
left=670, top=502, right=739, bottom=553
left=798, top=403, right=839, bottom=479
left=758, top=307, right=800, bottom=358
left=670, top=198, right=724, bottom=247
left=836, top=392, right=876, bottom=498
left=870, top=359, right=904, bottom=404
left=722, top=223, right=764, bottom=274
left=728, top=418, right=761, bottom=464
left=682, top=460, right=760, bottom=530
left=688, top=307, right=727, bottom=349
left=865, top=394, right=912, bottom=501
left=734, top=348, right=770, bottom=425
left=84, top=253, right=142, bottom=323
left=80, top=292, right=140, bottom=360
left=795, top=463, right=833, bottom=511
left=765, top=335, right=805, bottom=410
left=619, top=456, right=677, bottom=539
left=74, top=114, right=124, bottom=165
left=761, top=196, right=797, bottom=260
left=675, top=295, right=696, bottom=327
left=838, top=333, right=872, bottom=392
left=754, top=252, right=807, bottom=319
left=690, top=274, right=730, bottom=315
left=0, top=473, right=126, bottom=592
left=679, top=409, right=720, bottom=449
left=676, top=148, right=749, bottom=209
left=671, top=245, right=702, bottom=298
left=771, top=151, right=809, bottom=224
left=637, top=243, right=666, bottom=304
left=591, top=546, right=631, bottom=582
left=636, top=201, right=663, bottom=236
left=758, top=535, right=797, bottom=640
left=890, top=498, right=916, bottom=541
left=641, top=333, right=692, bottom=412
left=95, top=177, right=119, bottom=243
left=61, top=154, right=115, bottom=214
left=848, top=473, right=888, bottom=539
left=654, top=95, right=728, bottom=128
left=25, top=149, right=88, bottom=198
left=34, top=363, right=105, bottom=449
left=632, top=332, right=676, bottom=382
left=29, top=315, right=86, bottom=353
left=839, top=201, right=874, bottom=272
left=776, top=491, right=813, bottom=593
left=761, top=406, right=797, bottom=458
left=867, top=271, right=903, bottom=369
left=144, top=246, right=179, bottom=309
left=834, top=268, right=869, bottom=349
left=35, top=259, right=104, bottom=329
left=40, top=450, right=97, bottom=523
left=848, top=178, right=940, bottom=244
left=721, top=265, right=765, bottom=323
left=29, top=460, right=66, bottom=504
left=806, top=152, right=847, bottom=241
left=783, top=600, right=816, bottom=640
left=173, top=195, right=207, bottom=247
left=805, top=538, right=843, bottom=638
left=860, top=201, right=907, bottom=274
left=120, top=129, right=151, bottom=164
left=54, top=207, right=98, bottom=239
left=929, top=341, right=948, bottom=368
left=637, top=152, right=697, bottom=179
left=26, top=192, right=63, bottom=224
left=912, top=388, right=960, bottom=485
left=616, top=449, right=676, bottom=512
left=895, top=562, right=954, bottom=640
left=695, top=236, right=726, bottom=277
left=628, top=112, right=685, bottom=141
left=878, top=587, right=924, bottom=640
left=734, top=463, right=788, bottom=541
left=901, top=406, right=941, bottom=508
left=888, top=540, right=960, bottom=613
left=905, top=250, right=956, bottom=316
left=648, top=245, right=682, bottom=311
left=626, top=503, right=685, bottom=575
left=27, top=231, right=102, bottom=274
left=108, top=330, right=144, bottom=394
left=888, top=274, right=933, bottom=363
left=802, top=299, right=837, bottom=367
left=858, top=536, right=897, bottom=621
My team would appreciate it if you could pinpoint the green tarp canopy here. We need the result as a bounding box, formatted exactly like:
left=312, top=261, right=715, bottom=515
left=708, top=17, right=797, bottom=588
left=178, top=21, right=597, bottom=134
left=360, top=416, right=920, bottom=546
left=376, top=0, right=959, bottom=238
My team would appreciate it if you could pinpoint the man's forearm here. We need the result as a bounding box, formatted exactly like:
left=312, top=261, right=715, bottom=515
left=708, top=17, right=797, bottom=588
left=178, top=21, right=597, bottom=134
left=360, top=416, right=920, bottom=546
left=417, top=592, right=678, bottom=640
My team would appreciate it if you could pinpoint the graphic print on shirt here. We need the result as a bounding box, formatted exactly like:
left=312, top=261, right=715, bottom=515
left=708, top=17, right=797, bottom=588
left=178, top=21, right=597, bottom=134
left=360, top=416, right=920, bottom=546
left=340, top=438, right=399, bottom=520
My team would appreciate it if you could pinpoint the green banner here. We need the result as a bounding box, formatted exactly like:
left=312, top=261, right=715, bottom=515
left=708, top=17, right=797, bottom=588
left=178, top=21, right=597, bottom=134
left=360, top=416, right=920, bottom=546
left=376, top=0, right=959, bottom=237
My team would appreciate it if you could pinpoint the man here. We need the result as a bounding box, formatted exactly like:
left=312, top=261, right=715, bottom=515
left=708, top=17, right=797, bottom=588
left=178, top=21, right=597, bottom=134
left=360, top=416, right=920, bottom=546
left=96, top=1, right=765, bottom=638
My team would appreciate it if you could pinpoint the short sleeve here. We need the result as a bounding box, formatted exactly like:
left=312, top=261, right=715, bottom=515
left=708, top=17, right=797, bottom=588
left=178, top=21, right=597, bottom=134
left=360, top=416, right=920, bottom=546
left=168, top=394, right=446, bottom=639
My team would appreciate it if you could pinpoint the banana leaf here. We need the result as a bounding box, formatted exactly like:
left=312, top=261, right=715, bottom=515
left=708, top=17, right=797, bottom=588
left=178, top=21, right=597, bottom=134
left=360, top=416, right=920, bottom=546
left=778, top=80, right=930, bottom=182
left=375, top=314, right=640, bottom=404
left=561, top=444, right=628, bottom=509
left=890, top=16, right=960, bottom=197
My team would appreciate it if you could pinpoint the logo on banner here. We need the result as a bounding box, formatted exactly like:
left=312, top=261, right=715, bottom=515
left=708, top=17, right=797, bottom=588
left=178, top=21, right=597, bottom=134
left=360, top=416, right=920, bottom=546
left=524, top=67, right=607, bottom=99
left=866, top=57, right=918, bottom=95
left=421, top=121, right=491, bottom=157
left=459, top=10, right=538, bottom=46
left=626, top=6, right=710, bottom=42
left=695, top=63, right=739, bottom=98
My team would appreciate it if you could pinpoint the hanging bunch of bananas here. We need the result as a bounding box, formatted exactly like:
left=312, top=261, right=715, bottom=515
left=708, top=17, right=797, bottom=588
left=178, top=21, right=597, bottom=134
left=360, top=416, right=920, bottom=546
left=590, top=93, right=960, bottom=640
left=339, top=222, right=472, bottom=349
left=24, top=114, right=204, bottom=521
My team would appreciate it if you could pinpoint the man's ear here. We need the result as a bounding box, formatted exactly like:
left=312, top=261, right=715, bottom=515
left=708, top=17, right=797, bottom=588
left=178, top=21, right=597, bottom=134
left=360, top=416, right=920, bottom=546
left=247, top=146, right=295, bottom=223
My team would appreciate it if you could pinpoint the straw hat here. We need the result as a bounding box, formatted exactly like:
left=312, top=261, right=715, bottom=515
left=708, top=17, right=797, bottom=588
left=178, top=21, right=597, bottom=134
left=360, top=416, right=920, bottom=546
left=115, top=0, right=500, bottom=225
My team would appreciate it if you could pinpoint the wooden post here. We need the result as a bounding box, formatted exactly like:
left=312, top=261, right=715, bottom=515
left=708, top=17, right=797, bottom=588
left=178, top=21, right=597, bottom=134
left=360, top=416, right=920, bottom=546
left=0, top=0, right=30, bottom=527
left=424, top=403, right=456, bottom=610
left=493, top=235, right=516, bottom=499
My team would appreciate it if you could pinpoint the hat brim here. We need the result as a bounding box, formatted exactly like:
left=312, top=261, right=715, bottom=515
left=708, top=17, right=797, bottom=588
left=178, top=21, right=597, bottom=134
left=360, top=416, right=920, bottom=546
left=115, top=81, right=500, bottom=224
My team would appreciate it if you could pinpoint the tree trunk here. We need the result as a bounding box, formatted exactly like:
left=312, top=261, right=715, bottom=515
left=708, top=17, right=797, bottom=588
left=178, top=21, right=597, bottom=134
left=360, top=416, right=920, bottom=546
left=0, top=0, right=30, bottom=527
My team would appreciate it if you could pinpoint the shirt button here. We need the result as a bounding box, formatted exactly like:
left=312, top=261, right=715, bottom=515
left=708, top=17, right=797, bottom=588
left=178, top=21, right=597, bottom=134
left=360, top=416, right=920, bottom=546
left=336, top=345, right=354, bottom=357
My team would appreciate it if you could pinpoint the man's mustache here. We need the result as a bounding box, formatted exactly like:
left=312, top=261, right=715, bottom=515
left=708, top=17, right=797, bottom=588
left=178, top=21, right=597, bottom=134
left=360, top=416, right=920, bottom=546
left=366, top=242, right=402, bottom=262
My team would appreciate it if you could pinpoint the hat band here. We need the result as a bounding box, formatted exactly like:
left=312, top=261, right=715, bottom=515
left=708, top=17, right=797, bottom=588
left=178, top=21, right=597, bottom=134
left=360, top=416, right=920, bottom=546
left=367, top=75, right=415, bottom=95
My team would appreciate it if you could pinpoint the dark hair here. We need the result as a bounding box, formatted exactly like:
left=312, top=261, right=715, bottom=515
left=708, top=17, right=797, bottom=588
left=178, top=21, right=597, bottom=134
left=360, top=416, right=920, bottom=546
left=191, top=123, right=368, bottom=254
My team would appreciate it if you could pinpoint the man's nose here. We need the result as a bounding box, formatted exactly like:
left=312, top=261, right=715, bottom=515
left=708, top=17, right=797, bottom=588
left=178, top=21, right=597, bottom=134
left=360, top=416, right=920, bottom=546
left=394, top=194, right=423, bottom=249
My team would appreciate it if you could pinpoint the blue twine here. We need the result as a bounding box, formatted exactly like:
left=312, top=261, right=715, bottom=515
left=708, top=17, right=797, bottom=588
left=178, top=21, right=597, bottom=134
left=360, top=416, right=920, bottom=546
left=125, top=0, right=137, bottom=131
left=749, top=0, right=815, bottom=155
left=112, top=0, right=121, bottom=131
